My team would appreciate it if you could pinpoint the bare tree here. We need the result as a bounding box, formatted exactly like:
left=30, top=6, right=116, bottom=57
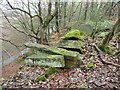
left=5, top=0, right=57, bottom=44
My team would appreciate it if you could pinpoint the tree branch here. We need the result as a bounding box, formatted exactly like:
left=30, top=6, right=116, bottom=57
left=2, top=10, right=40, bottom=40
left=6, top=0, right=32, bottom=17
left=0, top=38, right=19, bottom=49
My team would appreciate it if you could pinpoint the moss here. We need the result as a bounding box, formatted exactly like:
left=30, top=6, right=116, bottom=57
left=99, top=44, right=112, bottom=55
left=25, top=54, right=65, bottom=67
left=96, top=20, right=115, bottom=31
left=35, top=75, right=46, bottom=82
left=96, top=32, right=109, bottom=38
left=47, top=55, right=61, bottom=58
left=80, top=65, right=87, bottom=70
left=48, top=47, right=79, bottom=58
left=86, top=62, right=94, bottom=69
left=45, top=68, right=56, bottom=76
left=60, top=40, right=84, bottom=51
left=64, top=29, right=85, bottom=40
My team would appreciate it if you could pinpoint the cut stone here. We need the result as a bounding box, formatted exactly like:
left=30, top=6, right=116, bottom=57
left=25, top=42, right=82, bottom=68
left=25, top=54, right=65, bottom=67
left=25, top=42, right=79, bottom=58
left=58, top=40, right=84, bottom=53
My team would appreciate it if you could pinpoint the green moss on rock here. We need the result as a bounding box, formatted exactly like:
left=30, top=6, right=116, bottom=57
left=25, top=54, right=65, bottom=67
left=59, top=40, right=84, bottom=51
left=64, top=29, right=85, bottom=40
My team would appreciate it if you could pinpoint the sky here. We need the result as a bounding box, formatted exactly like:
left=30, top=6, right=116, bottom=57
left=0, top=0, right=119, bottom=11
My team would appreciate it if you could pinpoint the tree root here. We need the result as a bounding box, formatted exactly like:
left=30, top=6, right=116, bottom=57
left=93, top=44, right=120, bottom=68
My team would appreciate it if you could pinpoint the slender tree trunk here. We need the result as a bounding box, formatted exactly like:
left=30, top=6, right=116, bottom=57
left=63, top=2, right=67, bottom=28
left=55, top=2, right=59, bottom=32
left=79, top=2, right=83, bottom=16
left=84, top=2, right=89, bottom=21
left=68, top=2, right=74, bottom=22
left=109, top=2, right=114, bottom=17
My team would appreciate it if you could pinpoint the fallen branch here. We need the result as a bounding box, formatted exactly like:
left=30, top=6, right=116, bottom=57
left=93, top=44, right=120, bottom=68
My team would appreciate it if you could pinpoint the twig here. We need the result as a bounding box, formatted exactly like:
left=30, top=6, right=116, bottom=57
left=93, top=44, right=120, bottom=68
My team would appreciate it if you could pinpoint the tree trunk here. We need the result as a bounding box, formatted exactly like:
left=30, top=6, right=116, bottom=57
left=102, top=18, right=120, bottom=46
left=102, top=1, right=120, bottom=46
left=39, top=8, right=57, bottom=44
left=55, top=2, right=59, bottom=32
left=68, top=2, right=74, bottom=22
left=84, top=2, right=89, bottom=21
left=63, top=2, right=67, bottom=28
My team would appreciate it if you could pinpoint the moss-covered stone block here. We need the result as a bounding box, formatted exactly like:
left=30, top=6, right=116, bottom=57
left=65, top=54, right=82, bottom=68
left=25, top=54, right=65, bottom=67
left=25, top=42, right=79, bottom=58
left=25, top=42, right=82, bottom=68
left=59, top=40, right=84, bottom=53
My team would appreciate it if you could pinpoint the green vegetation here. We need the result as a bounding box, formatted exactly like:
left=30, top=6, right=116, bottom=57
left=45, top=68, right=56, bottom=76
left=86, top=62, right=94, bottom=69
left=99, top=44, right=112, bottom=55
left=35, top=75, right=46, bottom=82
left=35, top=68, right=56, bottom=82
left=64, top=29, right=85, bottom=40
left=96, top=20, right=115, bottom=32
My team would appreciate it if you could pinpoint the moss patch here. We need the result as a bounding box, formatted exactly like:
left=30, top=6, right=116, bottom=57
left=86, top=62, right=94, bottom=69
left=96, top=32, right=109, bottom=38
left=99, top=44, right=112, bottom=55
left=45, top=68, right=56, bottom=76
left=64, top=29, right=85, bottom=40
left=35, top=75, right=46, bottom=82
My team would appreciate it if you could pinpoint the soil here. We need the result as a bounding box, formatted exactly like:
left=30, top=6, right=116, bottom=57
left=0, top=61, right=25, bottom=78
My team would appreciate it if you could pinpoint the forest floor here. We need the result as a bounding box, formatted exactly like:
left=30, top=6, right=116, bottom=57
left=0, top=32, right=120, bottom=89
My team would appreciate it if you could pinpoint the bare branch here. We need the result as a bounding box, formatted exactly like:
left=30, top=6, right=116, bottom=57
left=0, top=38, right=19, bottom=49
left=6, top=0, right=32, bottom=17
left=2, top=10, right=40, bottom=40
